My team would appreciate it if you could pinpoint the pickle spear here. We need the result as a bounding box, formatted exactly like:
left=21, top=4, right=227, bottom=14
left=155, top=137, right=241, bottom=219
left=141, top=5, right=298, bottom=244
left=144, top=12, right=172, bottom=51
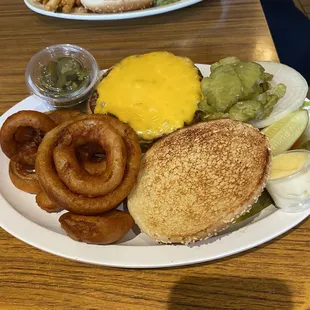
left=262, top=110, right=309, bottom=156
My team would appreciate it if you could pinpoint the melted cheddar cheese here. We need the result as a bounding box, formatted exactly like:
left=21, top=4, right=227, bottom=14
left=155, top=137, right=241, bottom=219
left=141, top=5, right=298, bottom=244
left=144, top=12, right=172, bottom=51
left=94, top=51, right=202, bottom=140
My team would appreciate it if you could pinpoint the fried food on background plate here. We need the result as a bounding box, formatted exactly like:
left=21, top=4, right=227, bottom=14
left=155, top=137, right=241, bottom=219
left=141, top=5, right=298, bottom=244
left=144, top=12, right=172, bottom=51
left=34, top=0, right=85, bottom=13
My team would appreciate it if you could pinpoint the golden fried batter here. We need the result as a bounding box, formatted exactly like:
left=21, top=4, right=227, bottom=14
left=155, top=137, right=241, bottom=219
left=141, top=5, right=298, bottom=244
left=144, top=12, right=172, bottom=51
left=61, top=0, right=75, bottom=13
left=35, top=0, right=84, bottom=13
left=45, top=0, right=61, bottom=11
left=72, top=6, right=87, bottom=13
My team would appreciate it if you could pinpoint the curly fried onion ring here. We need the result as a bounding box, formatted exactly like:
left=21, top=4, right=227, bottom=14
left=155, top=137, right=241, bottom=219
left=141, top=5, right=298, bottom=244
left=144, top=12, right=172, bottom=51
left=0, top=111, right=56, bottom=165
left=35, top=115, right=142, bottom=215
left=9, top=161, right=41, bottom=194
left=59, top=210, right=134, bottom=244
left=45, top=109, right=83, bottom=125
left=36, top=191, right=63, bottom=213
left=53, top=118, right=127, bottom=197
left=76, top=141, right=107, bottom=175
left=76, top=141, right=106, bottom=175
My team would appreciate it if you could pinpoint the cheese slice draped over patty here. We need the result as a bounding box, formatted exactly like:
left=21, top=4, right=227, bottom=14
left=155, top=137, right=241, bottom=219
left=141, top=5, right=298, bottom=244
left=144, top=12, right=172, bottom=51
left=95, top=51, right=202, bottom=140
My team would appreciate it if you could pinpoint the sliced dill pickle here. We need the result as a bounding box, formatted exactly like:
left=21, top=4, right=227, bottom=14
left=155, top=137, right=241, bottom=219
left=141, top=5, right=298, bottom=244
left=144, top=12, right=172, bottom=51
left=47, top=61, right=58, bottom=84
left=56, top=74, right=68, bottom=89
left=56, top=57, right=81, bottom=75
left=262, top=110, right=309, bottom=156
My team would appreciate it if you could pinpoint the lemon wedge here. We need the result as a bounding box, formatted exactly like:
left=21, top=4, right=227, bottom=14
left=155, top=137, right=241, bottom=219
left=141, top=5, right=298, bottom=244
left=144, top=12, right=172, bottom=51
left=262, top=110, right=309, bottom=156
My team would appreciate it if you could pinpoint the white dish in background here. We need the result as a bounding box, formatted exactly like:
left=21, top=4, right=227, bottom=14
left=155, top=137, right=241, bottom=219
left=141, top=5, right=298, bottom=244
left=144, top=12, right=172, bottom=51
left=0, top=64, right=309, bottom=269
left=24, top=0, right=202, bottom=20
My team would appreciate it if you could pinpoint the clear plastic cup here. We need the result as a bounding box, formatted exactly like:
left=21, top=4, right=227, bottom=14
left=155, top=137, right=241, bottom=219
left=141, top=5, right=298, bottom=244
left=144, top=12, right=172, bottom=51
left=266, top=149, right=310, bottom=213
left=25, top=44, right=99, bottom=108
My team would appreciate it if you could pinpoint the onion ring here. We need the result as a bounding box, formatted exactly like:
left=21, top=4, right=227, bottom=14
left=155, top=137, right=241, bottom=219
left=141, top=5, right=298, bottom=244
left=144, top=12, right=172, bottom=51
left=36, top=191, right=63, bottom=213
left=81, top=157, right=107, bottom=175
left=76, top=141, right=105, bottom=161
left=52, top=118, right=127, bottom=197
left=76, top=142, right=107, bottom=175
left=59, top=210, right=134, bottom=244
left=36, top=115, right=141, bottom=215
left=0, top=111, right=56, bottom=165
left=14, top=126, right=41, bottom=144
left=47, top=110, right=107, bottom=174
left=45, top=109, right=83, bottom=125
left=9, top=161, right=41, bottom=194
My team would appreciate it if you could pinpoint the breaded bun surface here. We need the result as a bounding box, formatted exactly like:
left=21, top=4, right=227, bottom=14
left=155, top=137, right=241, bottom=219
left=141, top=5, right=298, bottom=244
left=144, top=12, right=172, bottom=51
left=81, top=0, right=154, bottom=13
left=128, top=119, right=271, bottom=244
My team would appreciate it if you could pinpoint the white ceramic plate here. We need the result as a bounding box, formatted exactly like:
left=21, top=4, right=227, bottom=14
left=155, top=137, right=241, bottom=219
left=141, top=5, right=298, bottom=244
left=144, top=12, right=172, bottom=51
left=24, top=0, right=202, bottom=20
left=0, top=64, right=309, bottom=269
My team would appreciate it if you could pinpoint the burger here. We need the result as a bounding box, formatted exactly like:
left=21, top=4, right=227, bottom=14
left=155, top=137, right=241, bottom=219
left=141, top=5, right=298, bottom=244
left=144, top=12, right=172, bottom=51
left=87, top=51, right=202, bottom=147
left=80, top=0, right=154, bottom=13
left=127, top=119, right=271, bottom=244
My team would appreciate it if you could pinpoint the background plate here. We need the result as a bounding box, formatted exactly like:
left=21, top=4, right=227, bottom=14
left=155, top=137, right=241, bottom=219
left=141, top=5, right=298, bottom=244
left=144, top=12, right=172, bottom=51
left=24, top=0, right=203, bottom=20
left=0, top=64, right=309, bottom=269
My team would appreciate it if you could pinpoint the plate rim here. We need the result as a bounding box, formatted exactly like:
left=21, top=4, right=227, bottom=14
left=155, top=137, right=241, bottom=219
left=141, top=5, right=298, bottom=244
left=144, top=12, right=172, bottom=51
left=0, top=63, right=309, bottom=269
left=23, top=0, right=203, bottom=21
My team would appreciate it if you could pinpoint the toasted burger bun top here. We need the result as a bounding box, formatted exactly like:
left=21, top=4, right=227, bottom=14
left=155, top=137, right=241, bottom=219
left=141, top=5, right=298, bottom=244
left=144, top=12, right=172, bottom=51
left=80, top=0, right=154, bottom=13
left=128, top=119, right=271, bottom=244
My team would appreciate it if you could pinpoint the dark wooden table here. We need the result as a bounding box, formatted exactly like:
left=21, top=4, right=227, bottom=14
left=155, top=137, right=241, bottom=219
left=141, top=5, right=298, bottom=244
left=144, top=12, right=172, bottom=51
left=1, top=0, right=309, bottom=309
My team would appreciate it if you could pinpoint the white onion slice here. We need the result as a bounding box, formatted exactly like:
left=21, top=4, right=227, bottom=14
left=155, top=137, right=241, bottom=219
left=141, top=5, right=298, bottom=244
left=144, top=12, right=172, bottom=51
left=249, top=62, right=308, bottom=128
